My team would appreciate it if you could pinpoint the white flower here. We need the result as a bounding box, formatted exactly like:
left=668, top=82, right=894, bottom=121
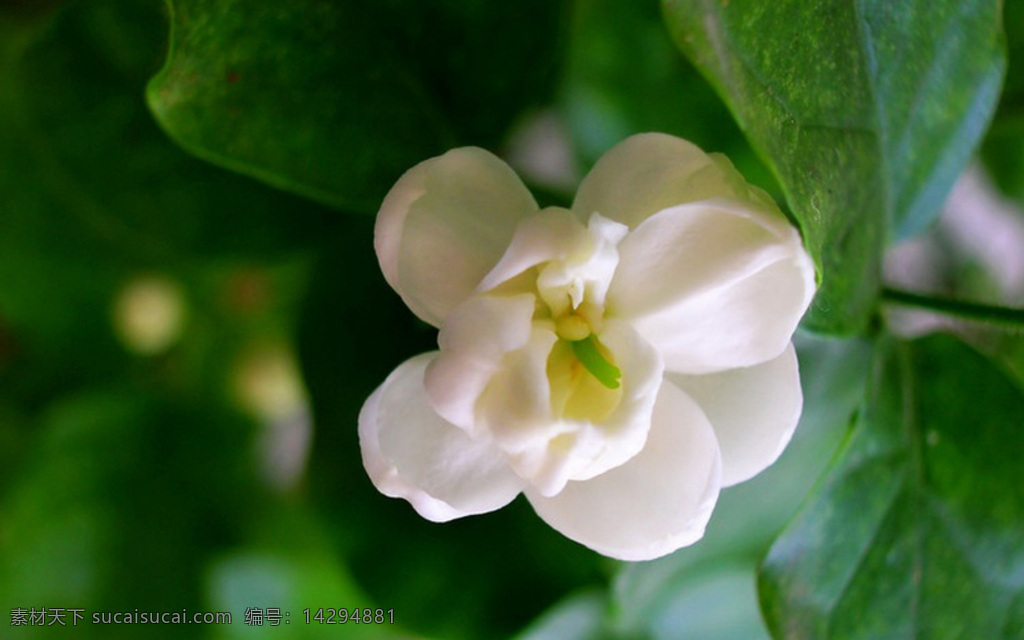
left=359, top=133, right=816, bottom=561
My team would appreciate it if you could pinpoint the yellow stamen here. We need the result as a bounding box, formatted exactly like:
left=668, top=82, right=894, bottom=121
left=555, top=314, right=591, bottom=341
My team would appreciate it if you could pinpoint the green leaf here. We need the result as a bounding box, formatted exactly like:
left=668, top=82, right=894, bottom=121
left=982, top=0, right=1024, bottom=200
left=644, top=566, right=770, bottom=640
left=147, top=0, right=568, bottom=214
left=759, top=334, right=1024, bottom=639
left=996, top=0, right=1024, bottom=114
left=994, top=332, right=1024, bottom=392
left=561, top=0, right=777, bottom=199
left=0, top=389, right=264, bottom=638
left=611, top=333, right=871, bottom=638
left=514, top=590, right=609, bottom=640
left=661, top=0, right=1005, bottom=333
left=0, top=0, right=338, bottom=402
left=204, top=506, right=411, bottom=640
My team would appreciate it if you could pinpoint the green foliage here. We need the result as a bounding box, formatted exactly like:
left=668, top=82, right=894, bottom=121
left=0, top=0, right=336, bottom=395
left=204, top=507, right=409, bottom=640
left=661, top=0, right=1005, bottom=334
left=0, top=389, right=262, bottom=640
left=2, top=0, right=1023, bottom=639
left=0, top=1, right=389, bottom=638
left=759, top=335, right=1024, bottom=639
left=148, top=0, right=569, bottom=213
left=983, top=0, right=1024, bottom=199
left=561, top=0, right=778, bottom=196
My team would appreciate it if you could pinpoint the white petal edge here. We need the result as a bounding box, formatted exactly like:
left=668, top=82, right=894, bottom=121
left=375, top=147, right=539, bottom=326
left=359, top=353, right=524, bottom=522
left=561, top=320, right=664, bottom=483
left=525, top=381, right=722, bottom=561
left=424, top=293, right=537, bottom=432
left=572, top=132, right=774, bottom=229
left=609, top=198, right=816, bottom=374
left=475, top=208, right=588, bottom=294
left=667, top=343, right=802, bottom=487
left=476, top=320, right=664, bottom=496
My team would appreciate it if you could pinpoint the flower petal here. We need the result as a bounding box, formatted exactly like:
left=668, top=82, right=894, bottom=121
left=476, top=320, right=663, bottom=497
left=375, top=147, right=539, bottom=326
left=561, top=320, right=663, bottom=482
left=525, top=381, right=722, bottom=561
left=667, top=343, right=802, bottom=487
left=609, top=198, right=816, bottom=374
left=424, top=293, right=537, bottom=432
left=572, top=132, right=775, bottom=229
left=475, top=207, right=588, bottom=294
left=359, top=353, right=524, bottom=522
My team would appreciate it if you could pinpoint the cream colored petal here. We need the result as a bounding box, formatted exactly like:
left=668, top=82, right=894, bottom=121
left=560, top=320, right=664, bottom=483
left=375, top=147, right=539, bottom=326
left=609, top=198, right=816, bottom=374
left=572, top=132, right=764, bottom=229
left=475, top=207, right=587, bottom=294
left=424, top=293, right=537, bottom=432
left=526, top=382, right=722, bottom=561
left=474, top=326, right=566, bottom=490
left=475, top=320, right=663, bottom=497
left=359, top=353, right=524, bottom=522
left=668, top=343, right=802, bottom=487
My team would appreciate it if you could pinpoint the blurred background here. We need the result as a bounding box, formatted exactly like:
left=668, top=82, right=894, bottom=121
left=1, top=1, right=1021, bottom=638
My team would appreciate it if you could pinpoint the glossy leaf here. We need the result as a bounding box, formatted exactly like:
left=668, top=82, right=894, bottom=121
left=148, top=0, right=567, bottom=214
left=561, top=0, right=777, bottom=198
left=661, top=0, right=1005, bottom=333
left=611, top=333, right=872, bottom=638
left=982, top=0, right=1024, bottom=200
left=759, top=334, right=1024, bottom=639
left=646, top=566, right=769, bottom=640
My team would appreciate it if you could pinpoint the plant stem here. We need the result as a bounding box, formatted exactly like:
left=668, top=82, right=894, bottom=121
left=881, top=287, right=1024, bottom=329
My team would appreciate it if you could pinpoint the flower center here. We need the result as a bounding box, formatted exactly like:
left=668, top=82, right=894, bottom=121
left=551, top=302, right=621, bottom=389
left=537, top=213, right=629, bottom=421
left=546, top=337, right=622, bottom=423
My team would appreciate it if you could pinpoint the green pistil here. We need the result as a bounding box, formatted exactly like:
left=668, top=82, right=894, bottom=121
left=571, top=334, right=621, bottom=389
